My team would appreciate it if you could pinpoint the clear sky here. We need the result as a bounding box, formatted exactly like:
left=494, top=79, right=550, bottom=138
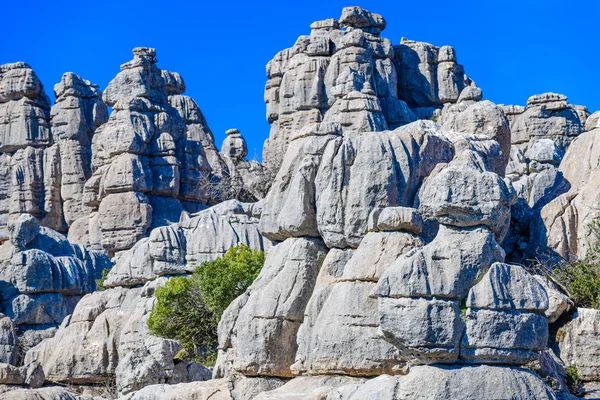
left=2, top=0, right=597, bottom=159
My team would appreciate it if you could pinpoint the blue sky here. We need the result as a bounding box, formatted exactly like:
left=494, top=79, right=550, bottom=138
left=2, top=0, right=597, bottom=159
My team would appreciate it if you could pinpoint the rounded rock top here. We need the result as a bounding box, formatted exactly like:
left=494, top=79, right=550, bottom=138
left=226, top=128, right=240, bottom=136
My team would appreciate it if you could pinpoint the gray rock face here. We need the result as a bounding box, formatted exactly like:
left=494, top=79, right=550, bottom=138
left=220, top=129, right=267, bottom=201
left=0, top=361, right=44, bottom=388
left=104, top=200, right=267, bottom=287
left=0, top=63, right=51, bottom=153
left=260, top=120, right=453, bottom=248
left=261, top=7, right=477, bottom=174
left=218, top=237, right=328, bottom=378
left=0, top=315, right=18, bottom=365
left=558, top=308, right=600, bottom=382
left=0, top=214, right=110, bottom=352
left=24, top=201, right=265, bottom=392
left=293, top=232, right=423, bottom=376
left=439, top=100, right=511, bottom=170
left=539, top=127, right=600, bottom=261
left=254, top=375, right=366, bottom=400
left=328, top=365, right=557, bottom=400
left=0, top=386, right=80, bottom=400
left=0, top=63, right=62, bottom=238
left=502, top=93, right=586, bottom=262
left=461, top=264, right=549, bottom=365
left=51, top=73, right=108, bottom=227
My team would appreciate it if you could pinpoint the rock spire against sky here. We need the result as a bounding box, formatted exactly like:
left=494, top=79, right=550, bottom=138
left=0, top=0, right=598, bottom=158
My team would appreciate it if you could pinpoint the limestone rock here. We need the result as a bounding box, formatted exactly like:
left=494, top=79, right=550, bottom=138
left=261, top=7, right=471, bottom=174
left=0, top=387, right=80, bottom=400
left=533, top=275, right=574, bottom=323
left=0, top=361, right=44, bottom=388
left=220, top=129, right=268, bottom=201
left=217, top=238, right=328, bottom=378
left=539, top=127, right=600, bottom=260
left=293, top=232, right=423, bottom=376
left=0, top=315, right=18, bottom=365
left=315, top=121, right=453, bottom=248
left=104, top=201, right=266, bottom=287
left=461, top=263, right=549, bottom=365
left=254, top=375, right=366, bottom=400
left=439, top=100, right=511, bottom=169
left=328, top=364, right=557, bottom=400
left=558, top=308, right=600, bottom=381
left=0, top=63, right=51, bottom=152
left=51, top=73, right=108, bottom=226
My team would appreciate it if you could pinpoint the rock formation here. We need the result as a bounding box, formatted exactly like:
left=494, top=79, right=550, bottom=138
left=262, top=6, right=479, bottom=174
left=25, top=201, right=266, bottom=397
left=0, top=63, right=60, bottom=238
left=500, top=93, right=587, bottom=261
left=220, top=129, right=267, bottom=201
left=1, top=4, right=599, bottom=400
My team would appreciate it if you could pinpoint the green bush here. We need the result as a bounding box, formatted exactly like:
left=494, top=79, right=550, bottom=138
left=552, top=238, right=600, bottom=309
left=566, top=364, right=583, bottom=395
left=147, top=245, right=264, bottom=359
left=195, top=244, right=264, bottom=319
left=95, top=268, right=111, bottom=291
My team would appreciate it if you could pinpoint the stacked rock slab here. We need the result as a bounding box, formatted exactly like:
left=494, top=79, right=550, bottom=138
left=0, top=63, right=63, bottom=239
left=25, top=201, right=266, bottom=396
left=539, top=120, right=600, bottom=260
left=500, top=93, right=586, bottom=261
left=51, top=73, right=108, bottom=227
left=262, top=6, right=479, bottom=174
left=0, top=214, right=110, bottom=358
left=79, top=47, right=227, bottom=254
left=220, top=128, right=267, bottom=201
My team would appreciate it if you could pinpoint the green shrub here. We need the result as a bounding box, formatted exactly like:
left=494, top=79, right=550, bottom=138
left=195, top=244, right=264, bottom=319
left=566, top=364, right=583, bottom=395
left=553, top=243, right=600, bottom=309
left=147, top=244, right=264, bottom=358
left=430, top=115, right=439, bottom=123
left=95, top=268, right=111, bottom=291
left=147, top=276, right=217, bottom=354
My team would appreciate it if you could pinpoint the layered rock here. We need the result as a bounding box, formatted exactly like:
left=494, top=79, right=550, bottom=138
left=0, top=214, right=110, bottom=356
left=327, top=365, right=557, bottom=400
left=51, top=72, right=108, bottom=226
left=62, top=47, right=238, bottom=254
left=262, top=6, right=478, bottom=174
left=0, top=63, right=61, bottom=238
left=259, top=120, right=453, bottom=248
left=537, top=121, right=600, bottom=261
left=500, top=93, right=586, bottom=261
left=25, top=202, right=266, bottom=396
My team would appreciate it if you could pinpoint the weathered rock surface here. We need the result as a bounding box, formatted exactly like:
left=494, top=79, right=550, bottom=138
left=216, top=237, right=328, bottom=378
left=24, top=201, right=265, bottom=394
left=539, top=126, right=600, bottom=261
left=328, top=365, right=557, bottom=400
left=0, top=214, right=110, bottom=355
left=260, top=120, right=453, bottom=248
left=293, top=231, right=423, bottom=376
left=220, top=129, right=268, bottom=201
left=462, top=263, right=549, bottom=365
left=501, top=94, right=586, bottom=262
left=262, top=6, right=477, bottom=174
left=557, top=308, right=600, bottom=382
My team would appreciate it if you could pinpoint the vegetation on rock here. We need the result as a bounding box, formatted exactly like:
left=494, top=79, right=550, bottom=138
left=95, top=268, right=111, bottom=291
left=552, top=222, right=600, bottom=308
left=147, top=244, right=264, bottom=359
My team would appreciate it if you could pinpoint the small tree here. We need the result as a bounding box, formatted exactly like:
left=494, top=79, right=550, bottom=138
left=147, top=245, right=264, bottom=360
